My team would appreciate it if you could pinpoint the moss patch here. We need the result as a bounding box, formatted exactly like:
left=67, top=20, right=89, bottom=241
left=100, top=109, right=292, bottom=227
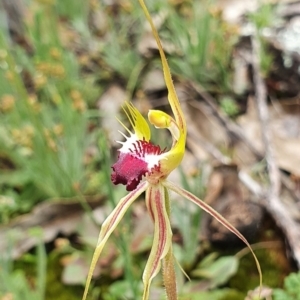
left=229, top=246, right=290, bottom=292
left=45, top=253, right=83, bottom=300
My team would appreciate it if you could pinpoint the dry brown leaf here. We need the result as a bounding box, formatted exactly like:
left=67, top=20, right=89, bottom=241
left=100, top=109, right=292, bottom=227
left=237, top=97, right=300, bottom=176
left=181, top=99, right=229, bottom=157
left=202, top=165, right=264, bottom=244
left=142, top=68, right=166, bottom=92
left=0, top=196, right=104, bottom=259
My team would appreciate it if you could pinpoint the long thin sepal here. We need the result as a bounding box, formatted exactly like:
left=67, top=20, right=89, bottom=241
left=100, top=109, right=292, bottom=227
left=143, top=184, right=173, bottom=300
left=138, top=0, right=186, bottom=175
left=163, top=180, right=263, bottom=292
left=82, top=181, right=148, bottom=300
left=137, top=0, right=186, bottom=136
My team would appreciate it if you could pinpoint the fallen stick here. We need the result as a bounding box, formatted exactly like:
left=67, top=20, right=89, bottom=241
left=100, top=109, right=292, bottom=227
left=251, top=33, right=300, bottom=268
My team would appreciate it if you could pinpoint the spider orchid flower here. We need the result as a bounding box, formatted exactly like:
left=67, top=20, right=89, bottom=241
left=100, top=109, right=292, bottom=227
left=82, top=1, right=262, bottom=299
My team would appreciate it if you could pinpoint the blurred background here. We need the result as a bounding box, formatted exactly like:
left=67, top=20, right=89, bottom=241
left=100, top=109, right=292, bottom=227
left=0, top=0, right=300, bottom=299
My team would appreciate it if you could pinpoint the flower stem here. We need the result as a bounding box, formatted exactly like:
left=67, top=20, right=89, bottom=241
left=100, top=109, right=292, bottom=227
left=163, top=187, right=177, bottom=300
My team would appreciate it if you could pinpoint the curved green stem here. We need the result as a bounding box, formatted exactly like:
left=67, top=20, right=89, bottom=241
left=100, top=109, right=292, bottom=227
left=163, top=187, right=177, bottom=300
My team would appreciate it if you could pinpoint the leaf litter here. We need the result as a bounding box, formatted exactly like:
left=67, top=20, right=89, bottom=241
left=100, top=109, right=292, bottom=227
left=1, top=0, right=300, bottom=298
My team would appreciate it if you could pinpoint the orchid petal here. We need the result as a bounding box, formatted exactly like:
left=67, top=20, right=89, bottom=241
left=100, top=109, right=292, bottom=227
left=123, top=101, right=151, bottom=141
left=82, top=181, right=148, bottom=300
left=163, top=180, right=263, bottom=290
left=143, top=184, right=173, bottom=300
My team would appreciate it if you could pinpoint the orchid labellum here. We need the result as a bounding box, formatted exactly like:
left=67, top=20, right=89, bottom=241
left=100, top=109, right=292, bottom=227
left=82, top=1, right=262, bottom=299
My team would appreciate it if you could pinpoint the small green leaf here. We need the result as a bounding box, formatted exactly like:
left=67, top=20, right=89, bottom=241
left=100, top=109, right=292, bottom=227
left=284, top=272, right=300, bottom=296
left=273, top=272, right=300, bottom=300
left=196, top=252, right=219, bottom=269
left=192, top=256, right=239, bottom=288
left=273, top=289, right=294, bottom=300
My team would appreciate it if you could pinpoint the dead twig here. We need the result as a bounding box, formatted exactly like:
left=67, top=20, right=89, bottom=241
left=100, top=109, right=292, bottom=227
left=179, top=36, right=300, bottom=268
left=181, top=98, right=267, bottom=204
left=188, top=81, right=264, bottom=160
left=251, top=33, right=300, bottom=268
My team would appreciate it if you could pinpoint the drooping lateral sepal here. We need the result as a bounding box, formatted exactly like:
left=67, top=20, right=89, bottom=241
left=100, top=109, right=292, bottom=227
left=82, top=181, right=148, bottom=300
left=163, top=180, right=263, bottom=293
left=143, top=184, right=173, bottom=300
